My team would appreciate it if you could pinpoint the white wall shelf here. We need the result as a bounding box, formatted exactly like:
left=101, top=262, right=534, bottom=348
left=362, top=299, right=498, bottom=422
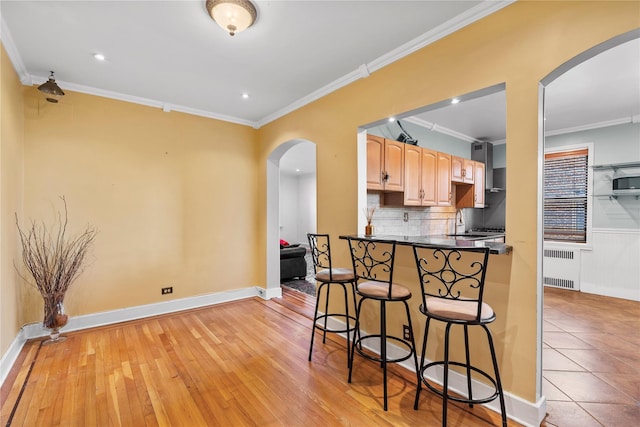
left=593, top=194, right=640, bottom=200
left=592, top=161, right=640, bottom=170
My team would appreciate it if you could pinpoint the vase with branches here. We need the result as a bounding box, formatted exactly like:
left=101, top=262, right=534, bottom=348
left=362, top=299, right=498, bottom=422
left=363, top=207, right=376, bottom=236
left=15, top=197, right=96, bottom=343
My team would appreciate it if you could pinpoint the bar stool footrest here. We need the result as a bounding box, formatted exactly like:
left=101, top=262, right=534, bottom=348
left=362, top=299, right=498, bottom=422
left=313, top=313, right=358, bottom=335
left=420, top=361, right=501, bottom=405
left=354, top=334, right=415, bottom=364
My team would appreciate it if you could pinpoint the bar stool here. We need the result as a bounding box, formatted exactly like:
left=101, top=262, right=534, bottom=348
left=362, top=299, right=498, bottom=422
left=346, top=236, right=419, bottom=411
left=411, top=244, right=507, bottom=427
left=307, top=233, right=358, bottom=367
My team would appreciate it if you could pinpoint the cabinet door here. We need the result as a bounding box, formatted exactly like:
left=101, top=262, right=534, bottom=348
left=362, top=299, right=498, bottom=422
left=384, top=139, right=405, bottom=191
left=437, top=152, right=452, bottom=206
left=463, top=159, right=475, bottom=184
left=366, top=135, right=384, bottom=190
left=474, top=161, right=485, bottom=207
left=451, top=156, right=464, bottom=183
left=421, top=148, right=438, bottom=206
left=403, top=145, right=422, bottom=205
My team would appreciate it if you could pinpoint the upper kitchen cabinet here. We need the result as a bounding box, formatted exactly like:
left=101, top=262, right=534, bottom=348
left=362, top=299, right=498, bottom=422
left=451, top=156, right=475, bottom=184
left=436, top=152, right=452, bottom=206
left=403, top=145, right=437, bottom=206
left=474, top=161, right=486, bottom=207
left=456, top=160, right=485, bottom=208
left=367, top=135, right=404, bottom=191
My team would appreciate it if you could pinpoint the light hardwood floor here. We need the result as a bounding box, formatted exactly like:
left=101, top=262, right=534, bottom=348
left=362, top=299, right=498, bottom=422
left=1, top=289, right=514, bottom=426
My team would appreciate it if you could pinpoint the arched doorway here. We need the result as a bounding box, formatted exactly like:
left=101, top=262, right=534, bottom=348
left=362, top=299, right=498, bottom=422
left=265, top=139, right=317, bottom=297
left=537, top=28, right=640, bottom=418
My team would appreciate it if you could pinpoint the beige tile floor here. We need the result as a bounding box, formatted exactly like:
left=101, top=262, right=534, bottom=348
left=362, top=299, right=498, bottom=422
left=541, top=287, right=640, bottom=426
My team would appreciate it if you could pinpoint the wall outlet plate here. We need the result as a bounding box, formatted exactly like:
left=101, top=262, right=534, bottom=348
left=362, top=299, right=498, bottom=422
left=161, top=287, right=173, bottom=295
left=403, top=324, right=412, bottom=340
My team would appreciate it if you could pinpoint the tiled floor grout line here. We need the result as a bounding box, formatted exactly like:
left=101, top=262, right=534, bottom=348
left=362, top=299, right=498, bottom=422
left=541, top=287, right=640, bottom=426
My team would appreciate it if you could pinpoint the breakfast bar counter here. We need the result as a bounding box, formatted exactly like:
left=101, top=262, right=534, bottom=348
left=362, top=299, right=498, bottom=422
left=338, top=234, right=512, bottom=255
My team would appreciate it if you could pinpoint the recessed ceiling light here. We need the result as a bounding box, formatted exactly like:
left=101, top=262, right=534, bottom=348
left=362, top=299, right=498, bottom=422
left=451, top=98, right=460, bottom=104
left=93, top=53, right=106, bottom=61
left=242, top=93, right=249, bottom=99
left=295, top=169, right=301, bottom=172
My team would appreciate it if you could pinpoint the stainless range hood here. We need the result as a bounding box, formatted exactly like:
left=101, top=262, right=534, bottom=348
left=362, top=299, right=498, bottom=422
left=471, top=141, right=505, bottom=191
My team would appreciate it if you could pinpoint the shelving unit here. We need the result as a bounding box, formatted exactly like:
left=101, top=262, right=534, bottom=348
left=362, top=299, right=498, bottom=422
left=592, top=161, right=640, bottom=170
left=592, top=161, right=640, bottom=199
left=593, top=193, right=639, bottom=200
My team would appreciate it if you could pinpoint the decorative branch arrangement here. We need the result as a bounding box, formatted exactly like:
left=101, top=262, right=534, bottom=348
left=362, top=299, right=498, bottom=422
left=363, top=207, right=376, bottom=236
left=15, top=197, right=96, bottom=340
left=363, top=207, right=376, bottom=225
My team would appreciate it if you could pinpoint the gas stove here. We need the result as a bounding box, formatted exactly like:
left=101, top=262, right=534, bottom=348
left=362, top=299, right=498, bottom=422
left=471, top=227, right=505, bottom=233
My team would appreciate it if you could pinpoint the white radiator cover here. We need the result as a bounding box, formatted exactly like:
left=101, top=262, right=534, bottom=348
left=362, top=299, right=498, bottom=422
left=543, top=244, right=581, bottom=291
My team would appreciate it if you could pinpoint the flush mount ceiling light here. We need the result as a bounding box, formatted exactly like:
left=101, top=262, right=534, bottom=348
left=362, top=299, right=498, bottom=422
left=206, top=0, right=257, bottom=36
left=37, top=71, right=65, bottom=103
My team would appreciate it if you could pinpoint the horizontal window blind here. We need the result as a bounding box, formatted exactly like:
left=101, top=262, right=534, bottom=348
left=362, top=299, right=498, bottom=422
left=544, top=149, right=588, bottom=243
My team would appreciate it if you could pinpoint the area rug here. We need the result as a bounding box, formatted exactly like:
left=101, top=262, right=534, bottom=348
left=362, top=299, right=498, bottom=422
left=281, top=253, right=316, bottom=296
left=281, top=278, right=316, bottom=296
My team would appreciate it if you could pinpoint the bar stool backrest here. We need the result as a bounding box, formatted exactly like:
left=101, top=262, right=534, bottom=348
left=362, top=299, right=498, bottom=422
left=412, top=245, right=490, bottom=322
left=307, top=233, right=334, bottom=275
left=347, top=237, right=396, bottom=298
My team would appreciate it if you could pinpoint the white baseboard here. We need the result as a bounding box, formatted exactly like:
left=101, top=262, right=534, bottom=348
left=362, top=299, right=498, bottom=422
left=320, top=316, right=546, bottom=427
left=1, top=285, right=271, bottom=387
left=0, top=328, right=28, bottom=389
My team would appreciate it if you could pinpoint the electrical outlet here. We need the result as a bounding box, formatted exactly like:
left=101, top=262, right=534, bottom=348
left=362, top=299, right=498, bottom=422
left=161, top=286, right=173, bottom=295
left=403, top=212, right=409, bottom=222
left=403, top=324, right=412, bottom=341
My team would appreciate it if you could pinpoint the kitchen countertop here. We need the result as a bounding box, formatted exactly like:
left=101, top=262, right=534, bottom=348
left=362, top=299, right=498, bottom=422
left=339, top=233, right=511, bottom=255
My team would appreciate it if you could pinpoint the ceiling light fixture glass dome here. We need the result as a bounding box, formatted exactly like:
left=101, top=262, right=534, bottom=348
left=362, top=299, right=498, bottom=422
left=206, top=0, right=257, bottom=37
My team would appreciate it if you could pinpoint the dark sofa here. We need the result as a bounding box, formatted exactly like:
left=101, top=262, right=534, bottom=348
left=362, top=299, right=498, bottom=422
left=280, top=245, right=307, bottom=281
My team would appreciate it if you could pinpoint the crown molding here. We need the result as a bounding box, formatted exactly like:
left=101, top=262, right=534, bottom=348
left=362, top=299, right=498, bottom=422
left=0, top=15, right=31, bottom=85
left=256, top=0, right=516, bottom=128
left=27, top=73, right=256, bottom=128
left=404, top=116, right=479, bottom=143
left=3, top=0, right=515, bottom=130
left=545, top=116, right=639, bottom=137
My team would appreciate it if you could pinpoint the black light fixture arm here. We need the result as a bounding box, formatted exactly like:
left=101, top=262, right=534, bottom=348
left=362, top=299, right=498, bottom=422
left=397, top=120, right=418, bottom=145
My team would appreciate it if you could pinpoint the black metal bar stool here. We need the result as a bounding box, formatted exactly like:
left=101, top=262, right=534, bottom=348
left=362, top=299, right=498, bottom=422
left=412, top=244, right=507, bottom=427
left=346, top=236, right=419, bottom=411
left=307, top=233, right=358, bottom=367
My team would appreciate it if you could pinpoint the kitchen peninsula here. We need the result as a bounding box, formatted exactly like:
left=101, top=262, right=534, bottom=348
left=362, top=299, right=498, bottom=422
left=339, top=234, right=511, bottom=255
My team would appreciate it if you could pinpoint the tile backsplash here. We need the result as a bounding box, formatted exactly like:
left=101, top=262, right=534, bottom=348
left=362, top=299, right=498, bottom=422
left=367, top=193, right=459, bottom=236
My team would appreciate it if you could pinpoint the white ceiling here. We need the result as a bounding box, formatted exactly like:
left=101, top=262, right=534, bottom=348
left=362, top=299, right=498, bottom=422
left=1, top=1, right=638, bottom=175
left=1, top=0, right=506, bottom=127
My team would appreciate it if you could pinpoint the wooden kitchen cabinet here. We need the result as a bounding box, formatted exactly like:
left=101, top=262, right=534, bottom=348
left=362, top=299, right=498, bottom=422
left=473, top=161, right=485, bottom=207
left=451, top=156, right=474, bottom=184
left=456, top=160, right=485, bottom=208
left=366, top=135, right=385, bottom=190
left=403, top=145, right=437, bottom=206
left=366, top=135, right=404, bottom=191
left=437, top=152, right=452, bottom=206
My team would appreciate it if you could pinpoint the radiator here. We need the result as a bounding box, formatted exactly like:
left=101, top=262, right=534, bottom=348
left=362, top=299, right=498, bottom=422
left=543, top=247, right=580, bottom=291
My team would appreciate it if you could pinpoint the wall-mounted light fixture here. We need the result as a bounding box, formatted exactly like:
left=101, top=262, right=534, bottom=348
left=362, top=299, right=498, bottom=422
left=37, top=71, right=65, bottom=103
left=206, top=0, right=257, bottom=37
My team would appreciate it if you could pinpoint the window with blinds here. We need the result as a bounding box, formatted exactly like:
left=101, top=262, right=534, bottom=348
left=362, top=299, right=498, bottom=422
left=544, top=148, right=588, bottom=243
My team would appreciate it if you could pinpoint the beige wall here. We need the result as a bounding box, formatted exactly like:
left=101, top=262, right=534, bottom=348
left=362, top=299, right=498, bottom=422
left=18, top=88, right=260, bottom=325
left=1, top=0, right=638, bottom=407
left=1, top=44, right=25, bottom=355
left=256, top=1, right=639, bottom=402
